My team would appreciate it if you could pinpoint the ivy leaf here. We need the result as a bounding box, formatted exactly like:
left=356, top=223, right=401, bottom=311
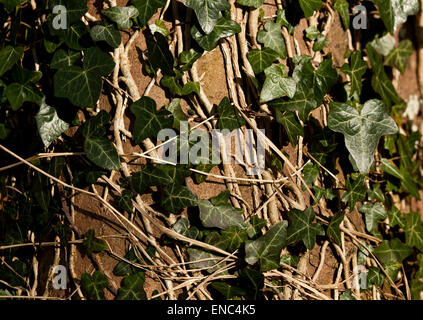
left=90, top=24, right=122, bottom=48
left=340, top=289, right=356, bottom=300
left=257, top=21, right=286, bottom=59
left=210, top=282, right=246, bottom=299
left=245, top=221, right=288, bottom=271
left=236, top=0, right=264, bottom=8
left=373, top=238, right=413, bottom=264
left=313, top=58, right=337, bottom=104
left=371, top=34, right=396, bottom=56
left=247, top=48, right=279, bottom=74
left=103, top=6, right=139, bottom=29
left=146, top=32, right=175, bottom=76
left=217, top=96, right=246, bottom=131
left=82, top=110, right=111, bottom=138
left=0, top=46, right=24, bottom=77
left=220, top=226, right=248, bottom=252
left=260, top=65, right=296, bottom=103
left=246, top=216, right=267, bottom=238
left=328, top=99, right=398, bottom=174
left=271, top=82, right=317, bottom=122
left=302, top=163, right=319, bottom=187
left=183, top=0, right=231, bottom=34
left=367, top=267, right=385, bottom=288
left=381, top=158, right=420, bottom=199
left=199, top=199, right=245, bottom=230
left=340, top=51, right=368, bottom=96
left=165, top=98, right=187, bottom=129
left=117, top=189, right=133, bottom=213
left=5, top=69, right=43, bottom=110
left=385, top=40, right=413, bottom=74
left=373, top=0, right=420, bottom=34
left=358, top=203, right=387, bottom=232
left=50, top=49, right=81, bottom=69
left=132, top=0, right=166, bottom=27
left=191, top=15, right=241, bottom=51
left=387, top=206, right=406, bottom=228
left=84, top=137, right=120, bottom=171
left=280, top=254, right=299, bottom=267
left=48, top=0, right=88, bottom=25
left=35, top=98, right=69, bottom=148
left=299, top=0, right=322, bottom=18
left=129, top=96, right=173, bottom=144
left=179, top=49, right=202, bottom=72
left=187, top=248, right=225, bottom=273
left=275, top=111, right=304, bottom=146
left=327, top=212, right=344, bottom=247
left=81, top=271, right=108, bottom=300
left=83, top=230, right=108, bottom=255
left=116, top=272, right=146, bottom=300
left=172, top=217, right=199, bottom=239
left=54, top=47, right=115, bottom=107
left=404, top=212, right=423, bottom=252
left=367, top=45, right=401, bottom=108
left=113, top=248, right=144, bottom=276
left=161, top=184, right=198, bottom=213
left=334, top=0, right=350, bottom=29
left=342, top=175, right=366, bottom=211
left=286, top=207, right=324, bottom=250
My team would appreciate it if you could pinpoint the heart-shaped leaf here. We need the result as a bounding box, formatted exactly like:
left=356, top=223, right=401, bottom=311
left=299, top=0, right=322, bottom=17
left=257, top=21, right=286, bottom=59
left=183, top=0, right=231, bottom=34
left=50, top=49, right=81, bottom=69
left=199, top=199, right=246, bottom=230
left=5, top=69, right=43, bottom=110
left=328, top=99, right=398, bottom=174
left=129, top=96, right=173, bottom=144
left=161, top=184, right=198, bottom=213
left=373, top=238, right=413, bottom=264
left=84, top=137, right=120, bottom=171
left=83, top=229, right=109, bottom=255
left=217, top=97, right=246, bottom=131
left=260, top=65, right=296, bottom=103
left=146, top=32, right=175, bottom=76
left=90, top=24, right=122, bottom=48
left=132, top=0, right=166, bottom=26
left=81, top=271, right=108, bottom=300
left=35, top=97, right=69, bottom=147
left=404, top=212, right=423, bottom=252
left=116, top=272, right=146, bottom=300
left=286, top=207, right=325, bottom=250
left=275, top=111, right=304, bottom=146
left=103, top=6, right=139, bottom=29
left=385, top=40, right=413, bottom=74
left=54, top=47, right=115, bottom=107
left=245, top=221, right=288, bottom=271
left=340, top=51, right=368, bottom=96
left=342, top=175, right=366, bottom=210
left=247, top=48, right=279, bottom=74
left=0, top=46, right=24, bottom=77
left=327, top=212, right=345, bottom=247
left=358, top=202, right=387, bottom=232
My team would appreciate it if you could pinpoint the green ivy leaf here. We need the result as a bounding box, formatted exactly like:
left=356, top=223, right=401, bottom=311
left=245, top=221, right=288, bottom=271
left=172, top=217, right=199, bottom=239
left=217, top=96, right=246, bottom=131
left=210, top=282, right=246, bottom=299
left=260, top=65, right=296, bottom=103
left=313, top=58, right=337, bottom=103
left=84, top=137, right=120, bottom=171
left=358, top=203, right=387, bottom=232
left=387, top=206, right=406, bottom=228
left=340, top=51, right=367, bottom=96
left=275, top=111, right=304, bottom=146
left=129, top=96, right=173, bottom=144
left=367, top=45, right=401, bottom=108
left=404, top=212, right=423, bottom=252
left=373, top=0, right=420, bottom=34
left=276, top=9, right=295, bottom=34
left=83, top=229, right=109, bottom=255
left=286, top=207, right=324, bottom=250
left=340, top=289, right=356, bottom=300
left=116, top=272, right=146, bottom=300
left=342, top=175, right=366, bottom=211
left=161, top=184, right=198, bottom=213
left=5, top=68, right=43, bottom=111
left=280, top=254, right=299, bottom=267
left=271, top=82, right=317, bottom=122
left=236, top=0, right=264, bottom=8
left=50, top=49, right=81, bottom=69
left=302, top=162, right=319, bottom=187
left=165, top=98, right=187, bottom=129
left=334, top=0, right=350, bottom=29
left=146, top=32, right=175, bottom=76
left=81, top=271, right=108, bottom=300
left=117, top=189, right=133, bottom=213
left=367, top=267, right=385, bottom=288
left=183, top=0, right=231, bottom=34
left=327, top=212, right=344, bottom=247
left=299, top=0, right=322, bottom=18
left=328, top=99, right=398, bottom=174
left=179, top=49, right=202, bottom=72
left=381, top=158, right=420, bottom=199
left=0, top=46, right=24, bottom=77
left=191, top=15, right=241, bottom=51
left=113, top=248, right=144, bottom=276
left=90, top=24, right=122, bottom=48
left=132, top=0, right=166, bottom=27
left=54, top=47, right=115, bottom=107
left=220, top=226, right=248, bottom=252
left=187, top=248, right=225, bottom=273
left=82, top=110, right=111, bottom=138
left=257, top=21, right=286, bottom=59
left=247, top=48, right=279, bottom=74
left=385, top=40, right=413, bottom=74
left=35, top=97, right=69, bottom=147
left=199, top=199, right=245, bottom=230
left=373, top=238, right=413, bottom=264
left=246, top=215, right=267, bottom=238
left=103, top=6, right=139, bottom=29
